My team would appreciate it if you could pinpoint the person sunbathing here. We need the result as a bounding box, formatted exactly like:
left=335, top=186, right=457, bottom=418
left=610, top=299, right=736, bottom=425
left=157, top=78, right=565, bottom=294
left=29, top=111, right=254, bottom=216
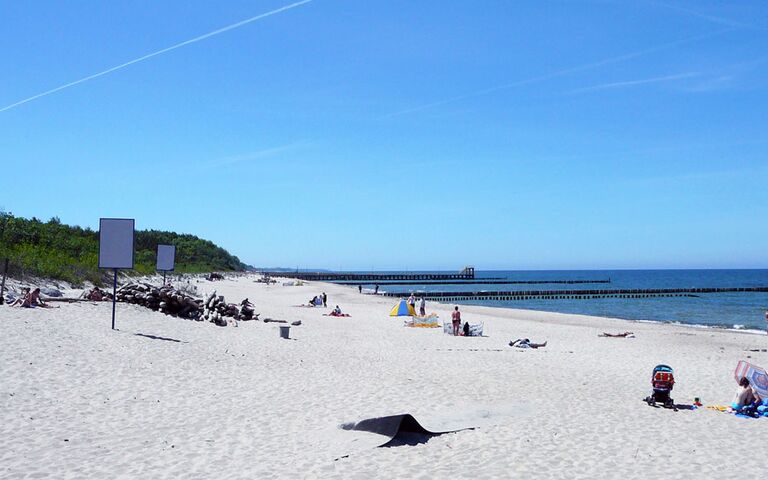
left=20, top=288, right=52, bottom=308
left=732, top=377, right=758, bottom=412
left=86, top=287, right=104, bottom=301
left=509, top=338, right=547, bottom=349
left=9, top=288, right=30, bottom=306
left=325, top=306, right=351, bottom=317
left=599, top=331, right=634, bottom=337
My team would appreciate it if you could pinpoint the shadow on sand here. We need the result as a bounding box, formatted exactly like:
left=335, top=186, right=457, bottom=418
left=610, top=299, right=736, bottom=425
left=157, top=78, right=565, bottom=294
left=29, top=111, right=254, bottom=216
left=134, top=333, right=186, bottom=343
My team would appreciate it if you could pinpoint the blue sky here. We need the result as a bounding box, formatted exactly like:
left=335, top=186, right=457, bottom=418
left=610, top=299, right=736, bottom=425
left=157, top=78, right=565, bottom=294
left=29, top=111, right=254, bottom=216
left=1, top=0, right=766, bottom=270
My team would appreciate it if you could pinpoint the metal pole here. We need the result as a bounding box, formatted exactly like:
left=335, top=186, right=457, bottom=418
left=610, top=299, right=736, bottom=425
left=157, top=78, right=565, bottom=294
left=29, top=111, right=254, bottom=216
left=163, top=271, right=166, bottom=286
left=111, top=269, right=118, bottom=330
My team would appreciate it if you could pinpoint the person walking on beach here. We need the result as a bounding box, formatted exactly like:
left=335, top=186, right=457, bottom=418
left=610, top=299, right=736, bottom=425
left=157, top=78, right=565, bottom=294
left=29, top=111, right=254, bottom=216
left=419, top=296, right=426, bottom=316
left=358, top=285, right=362, bottom=294
left=374, top=284, right=379, bottom=295
left=322, top=292, right=327, bottom=308
left=452, top=306, right=461, bottom=336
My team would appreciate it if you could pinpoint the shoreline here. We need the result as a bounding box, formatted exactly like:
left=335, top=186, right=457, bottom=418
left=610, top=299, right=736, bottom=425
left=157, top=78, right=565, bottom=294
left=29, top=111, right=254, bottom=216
left=442, top=299, right=768, bottom=337
left=375, top=289, right=768, bottom=336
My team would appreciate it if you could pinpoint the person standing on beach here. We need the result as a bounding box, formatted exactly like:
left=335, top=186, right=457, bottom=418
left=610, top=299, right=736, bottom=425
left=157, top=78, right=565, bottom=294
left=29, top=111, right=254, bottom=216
left=452, top=306, right=461, bottom=336
left=374, top=284, right=379, bottom=294
left=407, top=294, right=416, bottom=314
left=419, top=296, right=426, bottom=316
left=358, top=285, right=362, bottom=294
left=322, top=292, right=327, bottom=308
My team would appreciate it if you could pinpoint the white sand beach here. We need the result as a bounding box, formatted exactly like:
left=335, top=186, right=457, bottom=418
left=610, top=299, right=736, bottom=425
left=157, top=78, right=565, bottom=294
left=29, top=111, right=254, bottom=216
left=2, top=275, right=767, bottom=479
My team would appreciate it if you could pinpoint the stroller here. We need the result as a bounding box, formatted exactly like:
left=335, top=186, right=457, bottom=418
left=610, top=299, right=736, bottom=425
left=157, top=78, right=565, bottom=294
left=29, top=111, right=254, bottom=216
left=644, top=364, right=677, bottom=410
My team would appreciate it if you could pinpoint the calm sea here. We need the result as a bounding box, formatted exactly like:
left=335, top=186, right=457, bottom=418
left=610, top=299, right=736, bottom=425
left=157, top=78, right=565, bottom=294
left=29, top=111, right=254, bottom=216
left=373, top=270, right=768, bottom=331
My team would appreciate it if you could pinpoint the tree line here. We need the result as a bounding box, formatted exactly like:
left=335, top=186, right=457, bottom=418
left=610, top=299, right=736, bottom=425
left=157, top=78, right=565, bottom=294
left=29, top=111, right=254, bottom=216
left=0, top=211, right=247, bottom=285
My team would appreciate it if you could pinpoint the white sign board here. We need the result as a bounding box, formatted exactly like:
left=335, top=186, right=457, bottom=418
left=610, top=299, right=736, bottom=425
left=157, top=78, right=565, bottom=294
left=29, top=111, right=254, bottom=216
left=98, top=218, right=135, bottom=269
left=156, top=244, right=176, bottom=271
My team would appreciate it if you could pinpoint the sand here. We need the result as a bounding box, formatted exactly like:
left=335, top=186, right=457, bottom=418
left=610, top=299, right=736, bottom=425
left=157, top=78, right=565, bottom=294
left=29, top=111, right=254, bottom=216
left=2, top=275, right=767, bottom=479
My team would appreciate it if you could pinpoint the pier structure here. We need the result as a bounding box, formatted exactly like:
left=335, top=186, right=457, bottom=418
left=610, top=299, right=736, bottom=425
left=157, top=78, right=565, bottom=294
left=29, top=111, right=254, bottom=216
left=334, top=279, right=611, bottom=286
left=262, top=266, right=477, bottom=282
left=382, top=287, right=768, bottom=302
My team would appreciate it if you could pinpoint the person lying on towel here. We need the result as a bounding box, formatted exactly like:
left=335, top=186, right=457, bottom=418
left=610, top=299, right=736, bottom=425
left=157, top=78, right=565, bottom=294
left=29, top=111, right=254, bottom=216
left=598, top=331, right=634, bottom=338
left=509, top=338, right=547, bottom=349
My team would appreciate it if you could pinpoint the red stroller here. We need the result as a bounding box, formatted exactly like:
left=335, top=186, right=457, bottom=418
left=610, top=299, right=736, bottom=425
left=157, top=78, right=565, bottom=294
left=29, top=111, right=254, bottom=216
left=644, top=364, right=677, bottom=411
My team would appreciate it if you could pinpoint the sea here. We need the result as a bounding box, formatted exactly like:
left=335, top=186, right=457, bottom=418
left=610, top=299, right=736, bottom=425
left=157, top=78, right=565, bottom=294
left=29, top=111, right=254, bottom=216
left=372, top=270, right=768, bottom=331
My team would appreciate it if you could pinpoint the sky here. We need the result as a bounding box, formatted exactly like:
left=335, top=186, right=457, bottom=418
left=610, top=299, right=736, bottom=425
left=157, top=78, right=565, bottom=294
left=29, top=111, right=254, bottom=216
left=1, top=0, right=767, bottom=271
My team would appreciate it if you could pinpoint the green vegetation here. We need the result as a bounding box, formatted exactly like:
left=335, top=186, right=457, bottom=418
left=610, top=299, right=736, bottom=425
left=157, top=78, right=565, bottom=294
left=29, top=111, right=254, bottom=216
left=0, top=212, right=246, bottom=285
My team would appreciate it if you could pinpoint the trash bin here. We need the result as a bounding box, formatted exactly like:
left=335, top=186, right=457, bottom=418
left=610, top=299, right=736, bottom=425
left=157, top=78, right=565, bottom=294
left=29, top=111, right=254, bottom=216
left=279, top=325, right=290, bottom=339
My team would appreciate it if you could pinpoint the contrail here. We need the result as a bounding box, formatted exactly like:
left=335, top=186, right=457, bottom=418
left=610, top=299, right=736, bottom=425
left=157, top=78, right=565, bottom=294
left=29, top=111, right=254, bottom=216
left=568, top=72, right=699, bottom=94
left=383, top=28, right=731, bottom=118
left=647, top=1, right=748, bottom=29
left=0, top=0, right=313, bottom=113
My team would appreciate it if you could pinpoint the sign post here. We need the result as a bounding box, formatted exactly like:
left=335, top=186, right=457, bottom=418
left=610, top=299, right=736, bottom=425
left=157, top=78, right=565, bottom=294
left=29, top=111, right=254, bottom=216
left=156, top=244, right=176, bottom=285
left=98, top=218, right=135, bottom=330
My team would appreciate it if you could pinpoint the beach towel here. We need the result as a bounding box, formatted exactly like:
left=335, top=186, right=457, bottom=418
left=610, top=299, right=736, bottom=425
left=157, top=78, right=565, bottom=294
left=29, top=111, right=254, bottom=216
left=404, top=314, right=440, bottom=328
left=443, top=320, right=483, bottom=336
left=734, top=361, right=768, bottom=399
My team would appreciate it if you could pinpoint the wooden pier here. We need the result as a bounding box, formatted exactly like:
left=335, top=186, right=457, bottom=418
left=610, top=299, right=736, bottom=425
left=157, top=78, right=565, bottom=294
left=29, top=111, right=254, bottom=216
left=382, top=286, right=768, bottom=302
left=334, top=279, right=611, bottom=286
left=262, top=266, right=477, bottom=282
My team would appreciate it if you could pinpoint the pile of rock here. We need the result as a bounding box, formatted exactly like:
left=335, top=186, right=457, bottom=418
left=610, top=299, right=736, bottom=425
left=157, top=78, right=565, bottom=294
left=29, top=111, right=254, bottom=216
left=115, top=283, right=259, bottom=326
left=201, top=290, right=259, bottom=326
left=115, top=282, right=202, bottom=319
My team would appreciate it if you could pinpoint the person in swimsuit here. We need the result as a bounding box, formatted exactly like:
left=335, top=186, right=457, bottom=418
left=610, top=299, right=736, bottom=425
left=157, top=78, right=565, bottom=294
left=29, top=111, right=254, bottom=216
left=451, top=306, right=461, bottom=336
left=509, top=338, right=547, bottom=349
left=21, top=288, right=50, bottom=308
left=733, top=377, right=757, bottom=411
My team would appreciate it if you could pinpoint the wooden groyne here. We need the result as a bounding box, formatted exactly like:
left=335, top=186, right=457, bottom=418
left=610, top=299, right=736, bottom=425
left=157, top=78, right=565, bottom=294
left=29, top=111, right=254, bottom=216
left=262, top=266, right=477, bottom=282
left=382, top=287, right=768, bottom=302
left=334, top=279, right=611, bottom=286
